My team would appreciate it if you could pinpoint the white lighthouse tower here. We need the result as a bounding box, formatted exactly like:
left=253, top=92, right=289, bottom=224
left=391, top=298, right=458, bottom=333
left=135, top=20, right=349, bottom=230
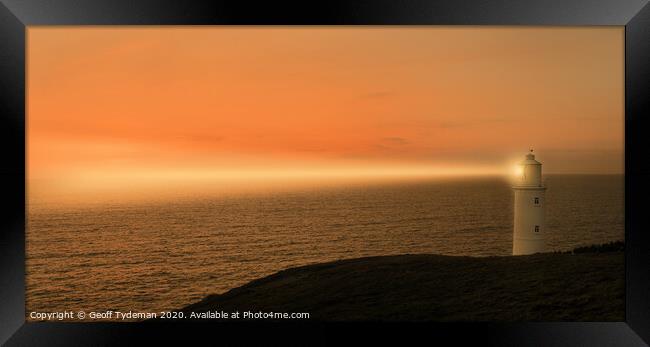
left=512, top=149, right=546, bottom=255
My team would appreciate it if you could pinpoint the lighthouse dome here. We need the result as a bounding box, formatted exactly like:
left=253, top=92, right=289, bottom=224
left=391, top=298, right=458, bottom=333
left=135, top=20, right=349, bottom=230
left=515, top=150, right=544, bottom=187
left=520, top=151, right=541, bottom=165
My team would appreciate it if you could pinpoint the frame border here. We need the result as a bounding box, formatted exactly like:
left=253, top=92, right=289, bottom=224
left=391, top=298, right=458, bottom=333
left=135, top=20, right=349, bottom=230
left=1, top=0, right=649, bottom=345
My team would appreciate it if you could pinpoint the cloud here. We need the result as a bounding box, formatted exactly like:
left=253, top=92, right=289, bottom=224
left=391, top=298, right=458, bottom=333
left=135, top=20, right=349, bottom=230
left=438, top=122, right=463, bottom=129
left=381, top=137, right=409, bottom=145
left=437, top=117, right=510, bottom=129
left=172, top=134, right=224, bottom=143
left=359, top=91, right=394, bottom=99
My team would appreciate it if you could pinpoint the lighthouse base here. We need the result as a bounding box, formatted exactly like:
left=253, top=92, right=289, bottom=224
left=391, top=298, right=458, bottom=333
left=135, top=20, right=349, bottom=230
left=513, top=238, right=545, bottom=255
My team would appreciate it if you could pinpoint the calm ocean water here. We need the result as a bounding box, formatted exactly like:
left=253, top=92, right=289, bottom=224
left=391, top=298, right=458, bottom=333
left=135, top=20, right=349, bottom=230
left=26, top=175, right=624, bottom=315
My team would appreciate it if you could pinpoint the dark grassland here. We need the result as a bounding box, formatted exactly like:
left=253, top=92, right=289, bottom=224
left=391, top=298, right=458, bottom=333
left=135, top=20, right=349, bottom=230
left=181, top=242, right=624, bottom=321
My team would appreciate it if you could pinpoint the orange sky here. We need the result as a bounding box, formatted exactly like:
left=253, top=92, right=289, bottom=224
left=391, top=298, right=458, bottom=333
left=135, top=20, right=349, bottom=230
left=27, top=27, right=624, bottom=203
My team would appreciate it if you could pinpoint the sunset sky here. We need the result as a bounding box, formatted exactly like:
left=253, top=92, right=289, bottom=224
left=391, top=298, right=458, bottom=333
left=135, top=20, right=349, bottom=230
left=27, top=27, right=624, bottom=202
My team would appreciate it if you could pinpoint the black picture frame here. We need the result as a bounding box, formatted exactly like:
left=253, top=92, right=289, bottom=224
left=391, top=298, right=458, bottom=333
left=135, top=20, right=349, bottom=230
left=1, top=0, right=649, bottom=345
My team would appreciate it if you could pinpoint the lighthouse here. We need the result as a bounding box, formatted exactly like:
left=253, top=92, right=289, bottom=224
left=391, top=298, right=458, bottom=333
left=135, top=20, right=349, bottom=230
left=512, top=150, right=546, bottom=255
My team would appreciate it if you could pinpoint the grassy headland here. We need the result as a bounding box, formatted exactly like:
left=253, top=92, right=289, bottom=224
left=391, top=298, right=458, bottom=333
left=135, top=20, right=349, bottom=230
left=181, top=242, right=624, bottom=321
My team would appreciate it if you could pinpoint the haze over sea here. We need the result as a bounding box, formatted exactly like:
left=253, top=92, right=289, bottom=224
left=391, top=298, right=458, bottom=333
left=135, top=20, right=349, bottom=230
left=26, top=174, right=623, bottom=315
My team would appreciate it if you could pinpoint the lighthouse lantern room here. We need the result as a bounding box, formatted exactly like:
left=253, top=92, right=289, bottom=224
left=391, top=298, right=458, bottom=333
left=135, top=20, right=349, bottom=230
left=512, top=149, right=546, bottom=255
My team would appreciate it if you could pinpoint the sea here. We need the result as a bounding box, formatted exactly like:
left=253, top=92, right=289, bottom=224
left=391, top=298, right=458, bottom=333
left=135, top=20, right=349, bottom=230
left=26, top=174, right=624, bottom=316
